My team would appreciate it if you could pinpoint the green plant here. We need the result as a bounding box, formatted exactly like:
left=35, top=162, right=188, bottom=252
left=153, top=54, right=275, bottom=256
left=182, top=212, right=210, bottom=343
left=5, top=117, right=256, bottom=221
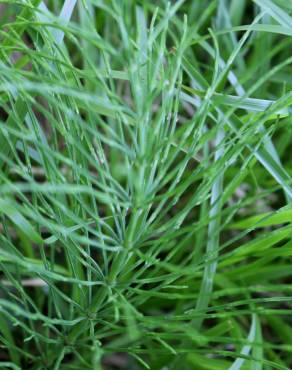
left=0, top=1, right=292, bottom=369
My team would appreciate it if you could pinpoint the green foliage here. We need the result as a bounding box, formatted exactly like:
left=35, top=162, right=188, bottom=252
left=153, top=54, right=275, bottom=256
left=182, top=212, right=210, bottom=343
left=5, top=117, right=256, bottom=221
left=0, top=0, right=292, bottom=369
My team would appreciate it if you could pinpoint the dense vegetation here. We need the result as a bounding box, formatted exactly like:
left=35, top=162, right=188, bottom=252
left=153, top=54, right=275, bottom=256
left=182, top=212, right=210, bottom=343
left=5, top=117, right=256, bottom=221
left=0, top=1, right=292, bottom=369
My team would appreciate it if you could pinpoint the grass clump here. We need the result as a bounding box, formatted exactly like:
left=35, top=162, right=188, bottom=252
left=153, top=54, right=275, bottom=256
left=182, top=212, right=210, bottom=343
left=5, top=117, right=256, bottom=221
left=0, top=0, right=292, bottom=369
